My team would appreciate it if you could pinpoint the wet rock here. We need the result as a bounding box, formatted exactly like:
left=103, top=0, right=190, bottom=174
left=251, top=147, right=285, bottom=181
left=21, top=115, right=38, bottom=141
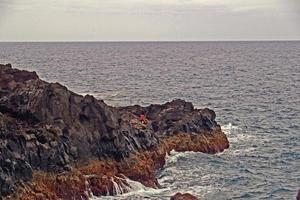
left=170, top=192, right=199, bottom=200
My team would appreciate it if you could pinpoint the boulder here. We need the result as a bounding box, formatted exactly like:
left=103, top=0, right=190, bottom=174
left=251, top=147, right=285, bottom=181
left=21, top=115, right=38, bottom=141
left=170, top=192, right=199, bottom=200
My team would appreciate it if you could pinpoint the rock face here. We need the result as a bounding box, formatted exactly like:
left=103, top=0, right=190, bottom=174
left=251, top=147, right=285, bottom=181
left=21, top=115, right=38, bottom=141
left=0, top=64, right=229, bottom=199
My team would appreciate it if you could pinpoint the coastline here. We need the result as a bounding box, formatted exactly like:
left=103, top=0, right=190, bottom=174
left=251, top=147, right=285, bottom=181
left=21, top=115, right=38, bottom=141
left=0, top=64, right=229, bottom=199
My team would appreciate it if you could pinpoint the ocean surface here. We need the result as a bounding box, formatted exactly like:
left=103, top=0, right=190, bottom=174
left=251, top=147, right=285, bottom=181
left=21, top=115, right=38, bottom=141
left=0, top=41, right=299, bottom=199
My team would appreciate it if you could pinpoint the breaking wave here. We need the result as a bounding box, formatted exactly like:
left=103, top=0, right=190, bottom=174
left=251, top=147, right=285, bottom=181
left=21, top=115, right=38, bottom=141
left=91, top=123, right=245, bottom=200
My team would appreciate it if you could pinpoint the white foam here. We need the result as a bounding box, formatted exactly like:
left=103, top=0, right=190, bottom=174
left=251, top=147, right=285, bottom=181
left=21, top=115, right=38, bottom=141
left=90, top=175, right=164, bottom=200
left=111, top=177, right=123, bottom=195
left=221, top=123, right=255, bottom=144
left=165, top=150, right=197, bottom=165
left=231, top=147, right=256, bottom=155
left=117, top=175, right=148, bottom=194
left=221, top=123, right=240, bottom=135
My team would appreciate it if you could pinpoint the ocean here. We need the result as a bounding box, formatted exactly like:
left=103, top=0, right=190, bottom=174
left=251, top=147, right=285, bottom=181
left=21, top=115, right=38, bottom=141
left=0, top=41, right=299, bottom=199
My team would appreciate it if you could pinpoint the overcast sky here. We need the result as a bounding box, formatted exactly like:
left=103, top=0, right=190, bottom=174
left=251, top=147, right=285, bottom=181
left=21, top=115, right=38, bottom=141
left=0, top=0, right=299, bottom=41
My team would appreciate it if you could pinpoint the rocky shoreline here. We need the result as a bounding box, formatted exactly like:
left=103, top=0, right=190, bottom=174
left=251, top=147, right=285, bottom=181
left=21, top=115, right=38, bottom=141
left=0, top=64, right=229, bottom=200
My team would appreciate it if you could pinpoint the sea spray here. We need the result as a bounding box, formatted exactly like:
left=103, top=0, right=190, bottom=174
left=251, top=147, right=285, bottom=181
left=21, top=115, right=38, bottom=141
left=90, top=174, right=164, bottom=200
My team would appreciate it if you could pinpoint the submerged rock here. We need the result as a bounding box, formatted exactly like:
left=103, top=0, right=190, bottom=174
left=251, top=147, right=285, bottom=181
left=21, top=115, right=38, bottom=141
left=0, top=64, right=229, bottom=199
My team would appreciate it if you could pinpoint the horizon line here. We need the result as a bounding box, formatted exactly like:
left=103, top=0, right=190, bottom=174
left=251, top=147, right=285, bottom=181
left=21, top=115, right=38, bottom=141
left=0, top=39, right=300, bottom=43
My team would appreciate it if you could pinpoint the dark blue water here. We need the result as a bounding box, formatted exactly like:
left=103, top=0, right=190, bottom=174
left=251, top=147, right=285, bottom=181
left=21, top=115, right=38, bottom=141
left=0, top=41, right=299, bottom=199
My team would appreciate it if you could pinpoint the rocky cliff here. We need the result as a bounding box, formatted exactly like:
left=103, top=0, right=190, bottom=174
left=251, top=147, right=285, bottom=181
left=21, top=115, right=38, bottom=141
left=0, top=64, right=229, bottom=199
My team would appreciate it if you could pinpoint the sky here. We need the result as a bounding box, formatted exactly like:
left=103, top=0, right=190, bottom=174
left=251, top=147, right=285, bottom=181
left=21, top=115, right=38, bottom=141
left=0, top=0, right=299, bottom=41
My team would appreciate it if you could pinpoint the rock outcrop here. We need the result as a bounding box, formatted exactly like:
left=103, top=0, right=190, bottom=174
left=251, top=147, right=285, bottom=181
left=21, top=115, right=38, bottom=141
left=0, top=64, right=229, bottom=199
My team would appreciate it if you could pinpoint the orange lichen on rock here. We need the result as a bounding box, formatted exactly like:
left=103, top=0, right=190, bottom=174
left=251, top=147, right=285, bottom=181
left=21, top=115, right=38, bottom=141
left=161, top=129, right=229, bottom=154
left=5, top=129, right=228, bottom=200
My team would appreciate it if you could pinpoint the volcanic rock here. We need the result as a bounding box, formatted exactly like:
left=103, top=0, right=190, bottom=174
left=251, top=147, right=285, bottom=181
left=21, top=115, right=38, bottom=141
left=0, top=64, right=229, bottom=199
left=170, top=192, right=199, bottom=200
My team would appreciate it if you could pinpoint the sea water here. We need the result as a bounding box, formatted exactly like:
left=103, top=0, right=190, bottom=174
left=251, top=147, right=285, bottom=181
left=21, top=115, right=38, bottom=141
left=0, top=41, right=299, bottom=199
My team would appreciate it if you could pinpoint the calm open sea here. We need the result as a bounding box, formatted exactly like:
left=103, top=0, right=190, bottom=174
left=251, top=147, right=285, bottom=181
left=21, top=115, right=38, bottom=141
left=0, top=41, right=299, bottom=199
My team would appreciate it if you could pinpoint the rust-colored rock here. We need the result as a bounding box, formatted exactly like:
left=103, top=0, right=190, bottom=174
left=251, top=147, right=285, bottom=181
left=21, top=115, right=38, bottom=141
left=0, top=64, right=229, bottom=199
left=170, top=192, right=199, bottom=200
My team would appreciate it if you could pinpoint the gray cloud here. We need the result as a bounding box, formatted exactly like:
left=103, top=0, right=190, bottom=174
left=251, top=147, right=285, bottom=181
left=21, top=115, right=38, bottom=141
left=0, top=0, right=299, bottom=41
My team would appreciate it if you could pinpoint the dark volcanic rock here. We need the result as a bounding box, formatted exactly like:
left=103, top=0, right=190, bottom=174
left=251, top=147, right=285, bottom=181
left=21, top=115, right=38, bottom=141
left=120, top=99, right=219, bottom=136
left=0, top=64, right=157, bottom=160
left=0, top=64, right=229, bottom=198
